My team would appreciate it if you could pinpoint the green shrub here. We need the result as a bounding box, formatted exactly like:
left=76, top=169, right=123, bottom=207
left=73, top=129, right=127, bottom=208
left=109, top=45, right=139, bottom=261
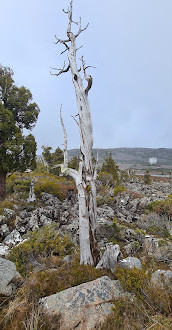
left=6, top=172, right=31, bottom=195
left=146, top=195, right=172, bottom=218
left=143, top=170, right=151, bottom=184
left=34, top=174, right=76, bottom=200
left=0, top=200, right=14, bottom=215
left=114, top=267, right=149, bottom=299
left=23, top=261, right=111, bottom=299
left=8, top=225, right=73, bottom=276
left=114, top=185, right=126, bottom=196
left=97, top=196, right=114, bottom=207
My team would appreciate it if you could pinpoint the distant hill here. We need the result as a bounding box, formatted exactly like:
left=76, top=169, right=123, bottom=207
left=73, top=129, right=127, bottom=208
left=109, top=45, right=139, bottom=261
left=68, top=148, right=172, bottom=168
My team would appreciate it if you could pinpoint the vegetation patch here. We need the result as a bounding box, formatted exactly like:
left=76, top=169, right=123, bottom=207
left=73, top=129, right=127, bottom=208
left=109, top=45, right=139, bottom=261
left=8, top=225, right=73, bottom=276
left=34, top=173, right=76, bottom=200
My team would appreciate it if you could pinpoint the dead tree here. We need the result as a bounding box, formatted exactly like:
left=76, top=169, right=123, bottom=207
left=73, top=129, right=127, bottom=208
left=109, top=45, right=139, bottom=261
left=52, top=0, right=100, bottom=266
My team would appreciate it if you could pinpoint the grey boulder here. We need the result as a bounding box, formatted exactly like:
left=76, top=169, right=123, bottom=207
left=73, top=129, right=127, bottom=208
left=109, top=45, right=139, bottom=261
left=151, top=270, right=172, bottom=287
left=0, top=257, right=22, bottom=295
left=118, top=257, right=142, bottom=269
left=40, top=276, right=127, bottom=330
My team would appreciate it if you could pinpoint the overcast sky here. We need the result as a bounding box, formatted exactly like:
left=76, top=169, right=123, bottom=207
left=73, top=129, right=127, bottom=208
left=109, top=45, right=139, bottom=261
left=1, top=0, right=172, bottom=153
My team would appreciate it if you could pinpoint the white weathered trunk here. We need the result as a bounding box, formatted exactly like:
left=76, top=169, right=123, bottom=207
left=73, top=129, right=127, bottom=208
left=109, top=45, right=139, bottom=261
left=27, top=181, right=36, bottom=203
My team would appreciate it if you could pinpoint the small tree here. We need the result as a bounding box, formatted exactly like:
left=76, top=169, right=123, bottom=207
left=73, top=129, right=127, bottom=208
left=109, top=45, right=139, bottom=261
left=52, top=0, right=100, bottom=265
left=0, top=65, right=40, bottom=200
left=143, top=170, right=151, bottom=185
left=42, top=146, right=64, bottom=175
left=101, top=153, right=120, bottom=182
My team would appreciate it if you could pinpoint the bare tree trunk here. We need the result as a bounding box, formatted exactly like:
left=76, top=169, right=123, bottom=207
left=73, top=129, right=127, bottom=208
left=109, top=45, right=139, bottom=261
left=53, top=0, right=123, bottom=269
left=0, top=172, right=6, bottom=201
left=53, top=0, right=100, bottom=265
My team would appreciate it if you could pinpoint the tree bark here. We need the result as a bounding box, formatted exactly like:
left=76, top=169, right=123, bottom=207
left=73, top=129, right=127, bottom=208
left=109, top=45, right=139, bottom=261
left=56, top=0, right=100, bottom=266
left=0, top=172, right=6, bottom=201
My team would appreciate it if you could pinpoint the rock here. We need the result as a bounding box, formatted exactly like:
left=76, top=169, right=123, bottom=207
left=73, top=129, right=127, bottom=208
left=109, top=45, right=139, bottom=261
left=0, top=258, right=20, bottom=295
left=124, top=241, right=141, bottom=255
left=0, top=244, right=9, bottom=257
left=0, top=215, right=6, bottom=225
left=27, top=214, right=39, bottom=230
left=40, top=276, right=127, bottom=330
left=151, top=270, right=172, bottom=287
left=143, top=236, right=172, bottom=262
left=4, top=208, right=15, bottom=219
left=41, top=193, right=62, bottom=207
left=118, top=257, right=142, bottom=269
left=63, top=255, right=73, bottom=263
left=97, top=205, right=114, bottom=219
left=120, top=228, right=145, bottom=244
left=96, top=243, right=123, bottom=272
left=0, top=224, right=10, bottom=237
left=3, top=230, right=23, bottom=247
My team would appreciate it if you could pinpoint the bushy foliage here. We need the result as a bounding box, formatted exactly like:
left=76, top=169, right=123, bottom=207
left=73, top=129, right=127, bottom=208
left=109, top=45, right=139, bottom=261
left=146, top=195, right=172, bottom=218
left=143, top=170, right=151, bottom=184
left=101, top=153, right=120, bottom=182
left=8, top=225, right=73, bottom=276
left=34, top=173, right=76, bottom=200
left=41, top=146, right=64, bottom=175
left=0, top=199, right=14, bottom=215
left=97, top=196, right=114, bottom=207
left=114, top=185, right=126, bottom=196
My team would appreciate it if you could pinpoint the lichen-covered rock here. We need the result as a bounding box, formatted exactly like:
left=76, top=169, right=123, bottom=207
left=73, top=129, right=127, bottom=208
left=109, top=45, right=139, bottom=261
left=4, top=208, right=15, bottom=219
left=118, top=257, right=142, bottom=269
left=0, top=224, right=10, bottom=237
left=0, top=243, right=9, bottom=257
left=143, top=236, right=172, bottom=262
left=3, top=230, right=23, bottom=247
left=0, top=257, right=21, bottom=295
left=151, top=270, right=172, bottom=287
left=40, top=276, right=126, bottom=330
left=0, top=215, right=6, bottom=225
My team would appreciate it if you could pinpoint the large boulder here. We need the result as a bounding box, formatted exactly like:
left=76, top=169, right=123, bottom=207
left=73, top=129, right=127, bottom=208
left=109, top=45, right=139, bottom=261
left=40, top=276, right=127, bottom=330
left=151, top=270, right=172, bottom=288
left=0, top=258, right=22, bottom=295
left=143, top=236, right=172, bottom=262
left=118, top=257, right=142, bottom=269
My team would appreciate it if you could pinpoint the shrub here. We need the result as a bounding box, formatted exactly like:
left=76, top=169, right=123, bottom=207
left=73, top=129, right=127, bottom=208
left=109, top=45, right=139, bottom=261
left=22, top=260, right=111, bottom=299
left=114, top=185, right=126, bottom=196
left=114, top=267, right=149, bottom=299
left=8, top=225, right=73, bottom=276
left=34, top=174, right=76, bottom=200
left=0, top=200, right=14, bottom=215
left=143, top=170, right=151, bottom=184
left=6, top=172, right=31, bottom=195
left=146, top=195, right=172, bottom=218
left=97, top=196, right=114, bottom=207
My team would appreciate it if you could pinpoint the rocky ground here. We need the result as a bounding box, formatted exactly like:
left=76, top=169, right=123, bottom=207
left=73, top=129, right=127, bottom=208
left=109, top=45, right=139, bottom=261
left=0, top=176, right=172, bottom=329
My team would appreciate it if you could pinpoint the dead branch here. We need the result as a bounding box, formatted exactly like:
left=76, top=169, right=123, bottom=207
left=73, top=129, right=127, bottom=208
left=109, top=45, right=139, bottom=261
left=75, top=17, right=89, bottom=38
left=76, top=45, right=83, bottom=52
left=94, top=149, right=99, bottom=180
left=50, top=62, right=70, bottom=76
left=81, top=56, right=94, bottom=94
left=60, top=105, right=68, bottom=168
left=71, top=115, right=79, bottom=126
left=54, top=35, right=70, bottom=45
left=62, top=8, right=69, bottom=15
left=67, top=0, right=73, bottom=37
